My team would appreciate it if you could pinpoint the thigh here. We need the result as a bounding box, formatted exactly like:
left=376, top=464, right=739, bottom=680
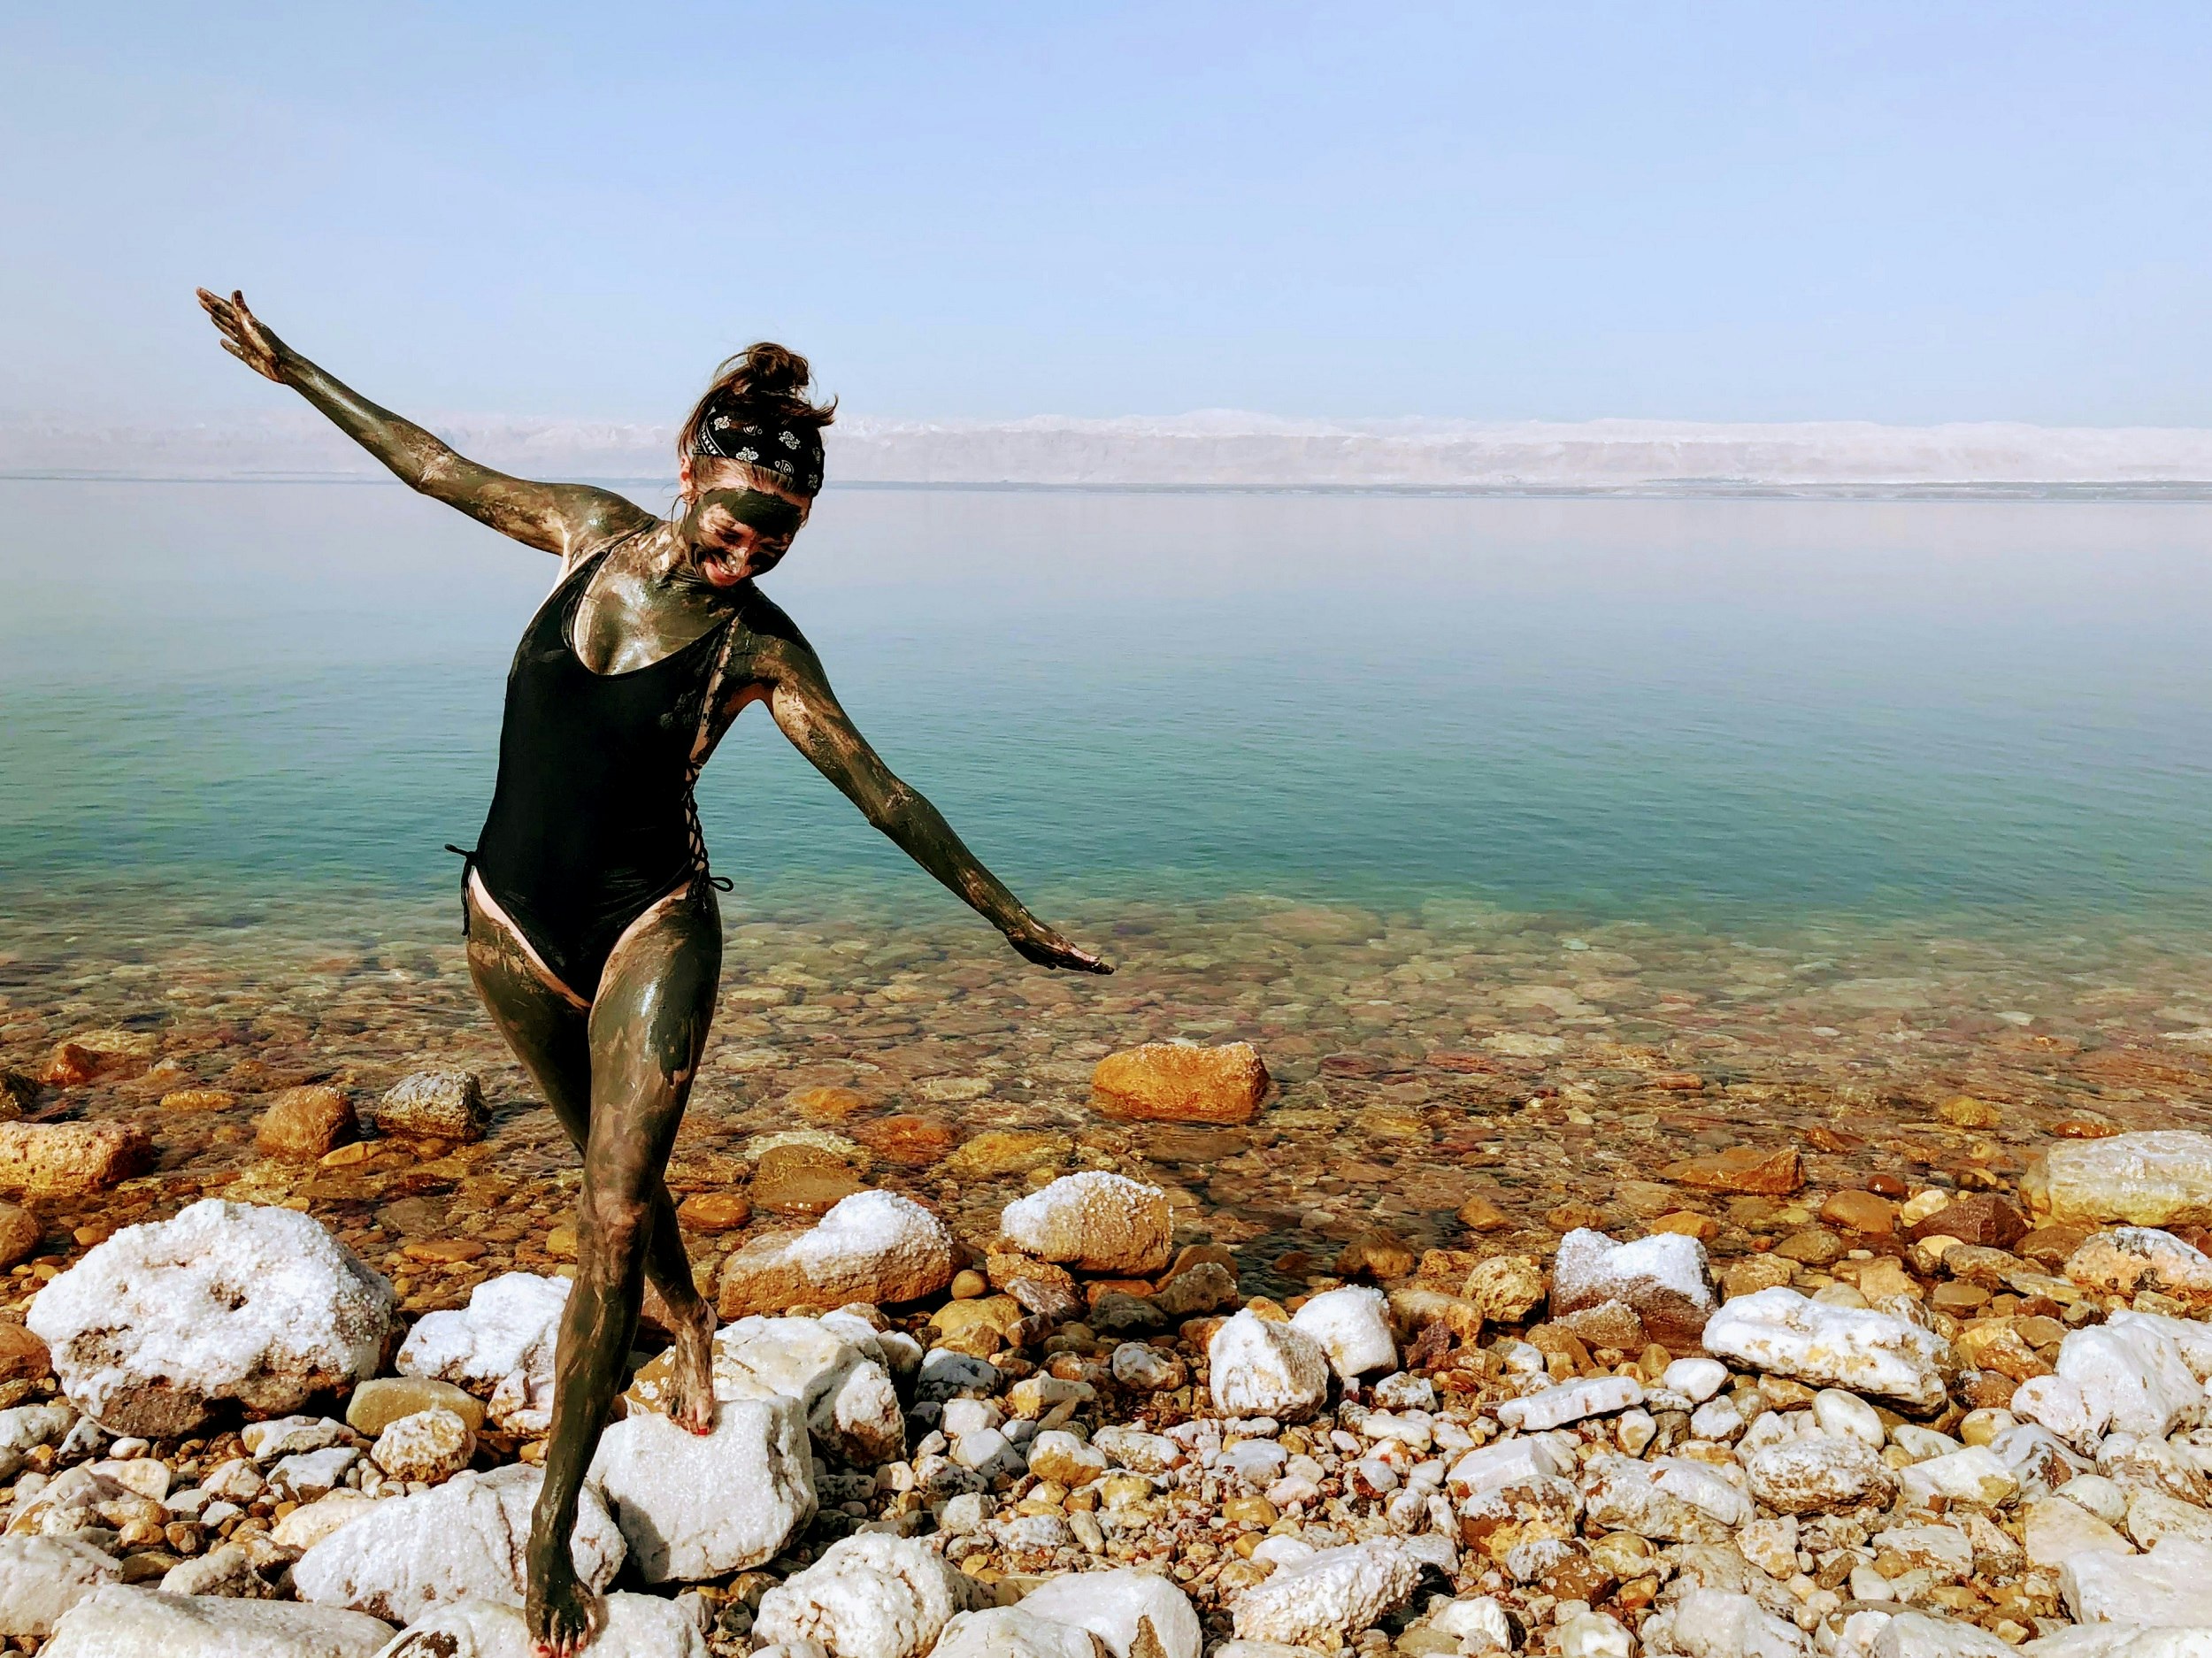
left=583, top=884, right=722, bottom=1191
left=465, top=880, right=593, bottom=1148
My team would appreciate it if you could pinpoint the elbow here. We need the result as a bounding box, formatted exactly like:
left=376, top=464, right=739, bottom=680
left=863, top=781, right=920, bottom=833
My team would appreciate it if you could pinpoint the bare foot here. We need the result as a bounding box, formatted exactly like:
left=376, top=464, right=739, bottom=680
left=527, top=1537, right=603, bottom=1657
left=666, top=1306, right=718, bottom=1435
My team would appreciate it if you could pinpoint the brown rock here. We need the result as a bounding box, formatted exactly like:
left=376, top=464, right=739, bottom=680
left=1907, top=1194, right=2026, bottom=1250
left=850, top=1114, right=955, bottom=1167
left=1803, top=1126, right=1863, bottom=1154
left=676, top=1191, right=752, bottom=1233
left=1663, top=1146, right=1804, bottom=1196
left=1160, top=1243, right=1238, bottom=1285
left=1456, top=1194, right=1513, bottom=1232
left=0, top=1072, right=40, bottom=1118
left=1555, top=1301, right=1647, bottom=1350
left=159, top=1088, right=237, bottom=1114
left=985, top=1250, right=1078, bottom=1298
left=0, top=1203, right=39, bottom=1270
left=1645, top=1212, right=1719, bottom=1241
left=1867, top=1172, right=1909, bottom=1199
left=402, top=1239, right=487, bottom=1264
left=2017, top=1224, right=2093, bottom=1267
left=751, top=1144, right=866, bottom=1217
left=789, top=1086, right=868, bottom=1121
left=255, top=1085, right=357, bottom=1159
left=0, top=1323, right=50, bottom=1383
left=942, top=1131, right=1072, bottom=1182
left=1954, top=1321, right=2051, bottom=1383
left=1820, top=1190, right=1898, bottom=1236
left=1545, top=1202, right=1607, bottom=1234
left=376, top=1069, right=488, bottom=1142
left=1721, top=1255, right=1797, bottom=1300
left=0, top=1123, right=151, bottom=1195
left=1335, top=1230, right=1417, bottom=1282
left=1090, top=1041, right=1270, bottom=1125
left=1650, top=1073, right=1705, bottom=1092
left=347, top=1375, right=486, bottom=1436
left=1462, top=1255, right=1547, bottom=1323
left=1773, top=1229, right=1845, bottom=1267
left=1385, top=1286, right=1485, bottom=1343
left=1958, top=1371, right=2021, bottom=1410
left=39, top=1044, right=104, bottom=1087
left=2049, top=1117, right=2119, bottom=1139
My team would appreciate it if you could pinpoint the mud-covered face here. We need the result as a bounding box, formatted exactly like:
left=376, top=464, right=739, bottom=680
left=680, top=472, right=810, bottom=587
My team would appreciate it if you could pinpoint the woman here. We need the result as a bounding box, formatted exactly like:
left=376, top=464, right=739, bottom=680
left=196, top=289, right=1110, bottom=1657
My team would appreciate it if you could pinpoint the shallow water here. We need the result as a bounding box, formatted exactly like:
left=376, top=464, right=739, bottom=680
left=3, top=480, right=2210, bottom=1305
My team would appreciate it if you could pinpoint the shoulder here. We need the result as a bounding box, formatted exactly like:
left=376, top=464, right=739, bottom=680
left=726, top=587, right=830, bottom=685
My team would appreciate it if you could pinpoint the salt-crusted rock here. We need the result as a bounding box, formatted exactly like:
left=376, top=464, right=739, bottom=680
left=1662, top=1357, right=1728, bottom=1403
left=243, top=1415, right=354, bottom=1460
left=1018, top=1568, right=1202, bottom=1658
left=1288, top=1286, right=1397, bottom=1381
left=631, top=1315, right=902, bottom=1466
left=1853, top=1612, right=2013, bottom=1658
left=1583, top=1452, right=1751, bottom=1539
left=1230, top=1539, right=1422, bottom=1648
left=1111, top=1345, right=1186, bottom=1391
left=271, top=1443, right=361, bottom=1501
left=42, top=1585, right=395, bottom=1658
left=2106, top=1309, right=2212, bottom=1381
left=588, top=1394, right=816, bottom=1581
left=1002, top=1174, right=1172, bottom=1277
left=2017, top=1632, right=2212, bottom=1658
left=1026, top=1431, right=1108, bottom=1487
left=932, top=1608, right=1108, bottom=1658
left=273, top=1491, right=385, bottom=1552
left=718, top=1192, right=956, bottom=1317
left=0, top=1538, right=118, bottom=1637
left=394, top=1272, right=567, bottom=1433
left=2055, top=1323, right=2205, bottom=1440
left=754, top=1533, right=979, bottom=1658
left=2065, top=1229, right=2212, bottom=1305
left=369, top=1594, right=707, bottom=1657
left=0, top=1124, right=150, bottom=1196
left=1207, top=1311, right=1331, bottom=1421
left=1089, top=1042, right=1269, bottom=1125
left=1639, top=1588, right=1808, bottom=1657
left=1898, top=1447, right=2018, bottom=1508
left=1497, top=1375, right=1643, bottom=1432
left=1428, top=1598, right=1513, bottom=1653
left=2061, top=1537, right=2212, bottom=1625
left=370, top=1409, right=474, bottom=1485
left=1743, top=1433, right=1897, bottom=1514
left=2021, top=1498, right=2134, bottom=1569
left=1814, top=1388, right=1886, bottom=1447
left=1701, top=1287, right=1948, bottom=1409
left=0, top=1404, right=77, bottom=1482
left=374, top=1069, right=488, bottom=1142
left=2012, top=1375, right=2111, bottom=1450
left=292, top=1463, right=624, bottom=1625
left=2032, top=1132, right=2212, bottom=1227
left=1551, top=1229, right=1716, bottom=1347
left=1092, top=1426, right=1180, bottom=1476
left=27, top=1200, right=393, bottom=1437
left=2124, top=1489, right=2212, bottom=1552
left=1461, top=1255, right=1547, bottom=1323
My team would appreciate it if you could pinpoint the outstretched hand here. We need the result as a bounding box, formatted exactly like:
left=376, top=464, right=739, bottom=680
left=1007, top=918, right=1113, bottom=974
left=195, top=288, right=288, bottom=383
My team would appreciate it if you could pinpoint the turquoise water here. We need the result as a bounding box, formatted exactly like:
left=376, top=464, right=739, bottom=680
left=4, top=479, right=2211, bottom=949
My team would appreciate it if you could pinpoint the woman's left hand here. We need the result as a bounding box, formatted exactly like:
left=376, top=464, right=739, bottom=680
left=1007, top=917, right=1113, bottom=973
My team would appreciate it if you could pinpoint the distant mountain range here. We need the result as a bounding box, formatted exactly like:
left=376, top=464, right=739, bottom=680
left=7, top=411, right=2211, bottom=495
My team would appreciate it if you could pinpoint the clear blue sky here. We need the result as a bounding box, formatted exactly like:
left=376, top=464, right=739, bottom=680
left=4, top=3, right=2208, bottom=425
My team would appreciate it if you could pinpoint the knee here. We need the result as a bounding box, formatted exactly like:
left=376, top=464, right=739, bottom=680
left=580, top=1190, right=649, bottom=1261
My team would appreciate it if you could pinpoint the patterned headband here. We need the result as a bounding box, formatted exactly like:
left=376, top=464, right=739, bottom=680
left=690, top=390, right=826, bottom=495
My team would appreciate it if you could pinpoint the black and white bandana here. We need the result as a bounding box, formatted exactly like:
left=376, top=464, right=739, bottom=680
left=690, top=391, right=825, bottom=495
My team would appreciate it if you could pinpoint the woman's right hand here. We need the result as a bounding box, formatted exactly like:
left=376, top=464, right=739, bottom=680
left=196, top=288, right=290, bottom=383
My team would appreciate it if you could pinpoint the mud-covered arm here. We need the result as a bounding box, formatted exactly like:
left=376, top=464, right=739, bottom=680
left=196, top=288, right=651, bottom=558
left=755, top=633, right=1110, bottom=973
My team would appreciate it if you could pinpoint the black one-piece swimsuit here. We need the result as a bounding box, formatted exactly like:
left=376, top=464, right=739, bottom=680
left=464, top=538, right=733, bottom=1002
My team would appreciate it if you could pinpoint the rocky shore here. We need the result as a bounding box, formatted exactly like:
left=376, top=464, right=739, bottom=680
left=1, top=897, right=2211, bottom=1654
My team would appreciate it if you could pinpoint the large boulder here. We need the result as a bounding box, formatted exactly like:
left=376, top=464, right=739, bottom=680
left=1018, top=1569, right=1202, bottom=1658
left=42, top=1586, right=393, bottom=1658
left=1002, top=1174, right=1172, bottom=1277
left=394, top=1272, right=569, bottom=1434
left=2060, top=1537, right=2212, bottom=1626
left=718, top=1191, right=956, bottom=1317
left=2031, top=1132, right=2212, bottom=1227
left=27, top=1200, right=393, bottom=1437
left=754, top=1532, right=980, bottom=1658
left=370, top=1595, right=706, bottom=1657
left=589, top=1393, right=816, bottom=1581
left=631, top=1315, right=902, bottom=1466
left=0, top=1537, right=118, bottom=1638
left=1090, top=1042, right=1269, bottom=1125
left=1230, top=1539, right=1423, bottom=1648
left=2054, top=1322, right=2205, bottom=1440
left=292, top=1463, right=624, bottom=1626
left=1551, top=1229, right=1716, bottom=1347
left=1208, top=1311, right=1331, bottom=1421
left=1701, top=1287, right=1948, bottom=1410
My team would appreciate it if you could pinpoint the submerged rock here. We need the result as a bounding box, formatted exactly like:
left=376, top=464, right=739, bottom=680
left=1090, top=1042, right=1269, bottom=1125
left=2031, top=1132, right=2212, bottom=1227
left=27, top=1200, right=393, bottom=1437
left=0, top=1124, right=151, bottom=1196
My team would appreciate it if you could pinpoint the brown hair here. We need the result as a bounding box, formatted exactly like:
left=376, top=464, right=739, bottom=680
left=677, top=342, right=837, bottom=479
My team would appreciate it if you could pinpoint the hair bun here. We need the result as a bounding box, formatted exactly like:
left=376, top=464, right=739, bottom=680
left=738, top=342, right=810, bottom=401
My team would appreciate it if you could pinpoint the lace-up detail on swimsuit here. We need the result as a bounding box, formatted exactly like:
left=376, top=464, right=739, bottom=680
left=466, top=537, right=735, bottom=1001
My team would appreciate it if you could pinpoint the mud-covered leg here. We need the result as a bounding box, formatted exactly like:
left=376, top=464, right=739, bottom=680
left=465, top=887, right=718, bottom=1432
left=526, top=886, right=721, bottom=1658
